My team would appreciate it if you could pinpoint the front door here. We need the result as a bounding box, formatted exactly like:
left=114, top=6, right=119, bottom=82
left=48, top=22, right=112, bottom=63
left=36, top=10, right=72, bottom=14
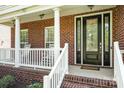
left=83, top=15, right=102, bottom=65
left=75, top=13, right=111, bottom=66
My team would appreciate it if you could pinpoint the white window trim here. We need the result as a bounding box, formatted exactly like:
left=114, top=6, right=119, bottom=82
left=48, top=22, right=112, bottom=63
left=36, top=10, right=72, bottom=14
left=20, top=29, right=29, bottom=45
left=44, top=26, right=54, bottom=48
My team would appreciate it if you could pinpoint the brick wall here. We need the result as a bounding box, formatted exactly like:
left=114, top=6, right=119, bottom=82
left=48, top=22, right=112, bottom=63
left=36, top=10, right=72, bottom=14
left=11, top=7, right=119, bottom=65
left=11, top=15, right=75, bottom=64
left=11, top=18, right=54, bottom=48
left=113, top=5, right=124, bottom=49
left=0, top=65, right=49, bottom=85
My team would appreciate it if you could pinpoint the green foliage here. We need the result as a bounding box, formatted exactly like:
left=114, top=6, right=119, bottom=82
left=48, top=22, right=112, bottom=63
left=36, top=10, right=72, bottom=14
left=27, top=82, right=43, bottom=88
left=0, top=75, right=15, bottom=88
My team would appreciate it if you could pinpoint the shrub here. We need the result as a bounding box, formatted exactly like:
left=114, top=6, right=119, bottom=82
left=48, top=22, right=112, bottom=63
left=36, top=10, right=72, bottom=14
left=0, top=75, right=15, bottom=88
left=27, top=83, right=43, bottom=88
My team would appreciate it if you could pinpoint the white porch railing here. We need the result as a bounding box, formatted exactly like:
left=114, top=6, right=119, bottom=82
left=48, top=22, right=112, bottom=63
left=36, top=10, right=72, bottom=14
left=0, top=43, right=68, bottom=88
left=43, top=43, right=68, bottom=88
left=114, top=42, right=124, bottom=88
left=0, top=48, right=15, bottom=65
left=18, top=48, right=56, bottom=69
left=0, top=48, right=62, bottom=69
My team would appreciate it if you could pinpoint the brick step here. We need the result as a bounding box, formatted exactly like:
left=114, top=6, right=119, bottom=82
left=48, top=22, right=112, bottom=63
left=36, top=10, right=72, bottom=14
left=61, top=81, right=96, bottom=88
left=61, top=74, right=117, bottom=88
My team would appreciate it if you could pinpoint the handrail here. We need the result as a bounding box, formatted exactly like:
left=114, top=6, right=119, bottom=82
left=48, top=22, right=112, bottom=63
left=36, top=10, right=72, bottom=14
left=43, top=43, right=68, bottom=88
left=114, top=42, right=124, bottom=88
left=49, top=45, right=67, bottom=78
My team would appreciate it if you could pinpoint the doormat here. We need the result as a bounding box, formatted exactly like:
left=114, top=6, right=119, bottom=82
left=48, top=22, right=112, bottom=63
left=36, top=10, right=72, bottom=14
left=80, top=65, right=100, bottom=71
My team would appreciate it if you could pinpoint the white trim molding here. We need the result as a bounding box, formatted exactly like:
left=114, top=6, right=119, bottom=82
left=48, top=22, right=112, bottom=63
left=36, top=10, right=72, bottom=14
left=0, top=5, right=63, bottom=23
left=0, top=5, right=32, bottom=15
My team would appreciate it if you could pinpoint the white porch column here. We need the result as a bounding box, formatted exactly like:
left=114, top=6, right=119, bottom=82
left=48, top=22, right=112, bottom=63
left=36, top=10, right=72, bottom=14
left=15, top=17, right=20, bottom=67
left=53, top=8, right=60, bottom=62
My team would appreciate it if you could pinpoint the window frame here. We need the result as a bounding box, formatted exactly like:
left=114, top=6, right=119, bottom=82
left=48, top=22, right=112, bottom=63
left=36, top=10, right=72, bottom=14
left=44, top=26, right=54, bottom=48
left=20, top=29, right=29, bottom=47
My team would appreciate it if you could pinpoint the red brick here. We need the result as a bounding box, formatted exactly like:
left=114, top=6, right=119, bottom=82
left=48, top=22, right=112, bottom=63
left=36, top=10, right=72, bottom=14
left=0, top=65, right=49, bottom=85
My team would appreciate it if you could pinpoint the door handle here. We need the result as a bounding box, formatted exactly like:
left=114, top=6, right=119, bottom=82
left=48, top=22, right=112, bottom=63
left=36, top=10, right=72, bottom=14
left=99, top=42, right=102, bottom=49
left=110, top=46, right=113, bottom=49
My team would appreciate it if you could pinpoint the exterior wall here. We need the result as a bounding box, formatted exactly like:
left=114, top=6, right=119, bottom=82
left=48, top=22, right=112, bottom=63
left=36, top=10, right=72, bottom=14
left=113, top=5, right=124, bottom=49
left=0, top=65, right=48, bottom=85
left=11, top=7, right=121, bottom=65
left=11, top=18, right=54, bottom=48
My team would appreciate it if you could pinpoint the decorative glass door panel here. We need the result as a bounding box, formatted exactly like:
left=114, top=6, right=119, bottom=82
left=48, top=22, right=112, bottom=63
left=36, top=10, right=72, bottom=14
left=83, top=15, right=101, bottom=65
left=86, top=19, right=98, bottom=52
left=103, top=13, right=110, bottom=66
left=76, top=18, right=81, bottom=64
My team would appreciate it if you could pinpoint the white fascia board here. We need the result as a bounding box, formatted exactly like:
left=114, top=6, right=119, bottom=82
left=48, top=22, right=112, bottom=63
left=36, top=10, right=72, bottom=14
left=0, top=5, right=63, bottom=23
left=0, top=5, right=32, bottom=15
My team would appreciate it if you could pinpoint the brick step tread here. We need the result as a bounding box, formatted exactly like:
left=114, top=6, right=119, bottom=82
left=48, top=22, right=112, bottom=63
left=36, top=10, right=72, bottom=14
left=63, top=74, right=117, bottom=88
left=61, top=81, right=96, bottom=88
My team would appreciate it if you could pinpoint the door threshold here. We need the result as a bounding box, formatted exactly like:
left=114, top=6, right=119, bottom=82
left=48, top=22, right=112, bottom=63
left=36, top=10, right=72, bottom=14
left=73, top=64, right=113, bottom=68
left=80, top=65, right=100, bottom=71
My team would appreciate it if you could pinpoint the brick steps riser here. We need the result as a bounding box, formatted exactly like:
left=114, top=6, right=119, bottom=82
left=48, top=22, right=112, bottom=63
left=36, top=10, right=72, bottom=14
left=61, top=74, right=117, bottom=88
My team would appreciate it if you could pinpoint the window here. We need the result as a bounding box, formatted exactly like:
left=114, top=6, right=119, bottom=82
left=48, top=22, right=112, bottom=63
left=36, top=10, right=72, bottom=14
left=76, top=18, right=81, bottom=64
left=45, top=26, right=54, bottom=48
left=20, top=29, right=28, bottom=48
left=103, top=13, right=110, bottom=66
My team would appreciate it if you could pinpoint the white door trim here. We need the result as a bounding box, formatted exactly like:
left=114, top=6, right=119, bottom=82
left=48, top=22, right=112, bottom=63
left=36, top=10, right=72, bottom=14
left=74, top=10, right=113, bottom=67
left=110, top=11, right=113, bottom=67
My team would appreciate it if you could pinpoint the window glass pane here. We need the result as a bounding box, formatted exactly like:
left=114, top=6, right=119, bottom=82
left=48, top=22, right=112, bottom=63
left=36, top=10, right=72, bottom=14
left=104, top=16, right=109, bottom=52
left=20, top=29, right=28, bottom=48
left=45, top=27, right=54, bottom=48
left=48, top=28, right=54, bottom=42
left=76, top=18, right=81, bottom=64
left=21, top=29, right=28, bottom=43
left=86, top=18, right=98, bottom=51
left=76, top=19, right=81, bottom=51
left=104, top=13, right=110, bottom=66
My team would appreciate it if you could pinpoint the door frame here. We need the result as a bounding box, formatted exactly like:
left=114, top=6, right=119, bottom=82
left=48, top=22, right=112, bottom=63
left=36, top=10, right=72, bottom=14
left=74, top=10, right=113, bottom=67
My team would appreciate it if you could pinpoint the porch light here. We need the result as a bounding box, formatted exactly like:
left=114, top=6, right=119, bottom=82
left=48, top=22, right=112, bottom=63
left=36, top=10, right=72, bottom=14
left=39, top=14, right=45, bottom=19
left=87, top=5, right=94, bottom=10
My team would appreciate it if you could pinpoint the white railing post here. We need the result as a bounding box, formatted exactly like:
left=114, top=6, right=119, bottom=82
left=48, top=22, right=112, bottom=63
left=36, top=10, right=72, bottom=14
left=43, top=43, right=69, bottom=88
left=65, top=43, right=69, bottom=74
left=114, top=41, right=124, bottom=88
left=15, top=17, right=20, bottom=67
left=43, top=75, right=50, bottom=88
left=114, top=42, right=117, bottom=79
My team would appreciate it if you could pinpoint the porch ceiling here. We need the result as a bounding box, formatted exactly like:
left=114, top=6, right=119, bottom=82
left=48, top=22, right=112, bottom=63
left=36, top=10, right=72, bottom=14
left=1, top=5, right=116, bottom=26
left=0, top=5, right=16, bottom=11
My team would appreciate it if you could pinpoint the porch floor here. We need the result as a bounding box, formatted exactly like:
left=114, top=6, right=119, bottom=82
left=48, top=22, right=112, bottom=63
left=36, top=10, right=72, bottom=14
left=69, top=65, right=114, bottom=80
